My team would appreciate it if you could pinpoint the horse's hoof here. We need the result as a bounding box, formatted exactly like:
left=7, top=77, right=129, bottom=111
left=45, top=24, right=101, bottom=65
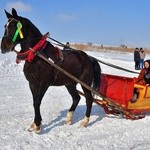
left=34, top=125, right=42, bottom=134
left=65, top=120, right=72, bottom=125
left=28, top=123, right=35, bottom=132
left=80, top=116, right=89, bottom=127
left=28, top=123, right=42, bottom=134
left=65, top=111, right=73, bottom=125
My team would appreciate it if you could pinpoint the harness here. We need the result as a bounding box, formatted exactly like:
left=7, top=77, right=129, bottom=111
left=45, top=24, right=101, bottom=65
left=16, top=33, right=48, bottom=63
left=15, top=32, right=64, bottom=84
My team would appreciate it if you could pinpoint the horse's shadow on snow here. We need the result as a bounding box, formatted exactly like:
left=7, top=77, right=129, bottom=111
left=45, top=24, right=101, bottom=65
left=40, top=104, right=106, bottom=134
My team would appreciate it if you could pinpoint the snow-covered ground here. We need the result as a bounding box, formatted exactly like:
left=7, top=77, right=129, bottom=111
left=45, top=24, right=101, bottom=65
left=0, top=50, right=150, bottom=150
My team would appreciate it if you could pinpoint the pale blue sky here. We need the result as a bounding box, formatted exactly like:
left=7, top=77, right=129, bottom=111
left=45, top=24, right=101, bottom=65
left=0, top=0, right=150, bottom=48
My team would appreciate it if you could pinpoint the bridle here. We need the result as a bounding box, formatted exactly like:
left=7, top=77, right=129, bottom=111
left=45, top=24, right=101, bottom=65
left=4, top=18, right=24, bottom=44
left=3, top=18, right=43, bottom=48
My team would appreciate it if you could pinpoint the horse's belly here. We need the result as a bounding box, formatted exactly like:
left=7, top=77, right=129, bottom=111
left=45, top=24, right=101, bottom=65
left=23, top=62, right=53, bottom=84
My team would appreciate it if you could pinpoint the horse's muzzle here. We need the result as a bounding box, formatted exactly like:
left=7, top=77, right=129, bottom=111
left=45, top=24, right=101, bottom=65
left=1, top=36, right=14, bottom=54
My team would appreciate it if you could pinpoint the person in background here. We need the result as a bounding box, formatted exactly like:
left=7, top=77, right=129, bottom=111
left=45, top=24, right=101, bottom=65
left=139, top=48, right=145, bottom=69
left=134, top=48, right=140, bottom=70
left=130, top=60, right=150, bottom=103
left=63, top=42, right=70, bottom=50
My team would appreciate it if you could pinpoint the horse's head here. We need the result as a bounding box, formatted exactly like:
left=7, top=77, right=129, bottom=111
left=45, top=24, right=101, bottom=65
left=1, top=8, right=23, bottom=53
left=1, top=8, right=42, bottom=54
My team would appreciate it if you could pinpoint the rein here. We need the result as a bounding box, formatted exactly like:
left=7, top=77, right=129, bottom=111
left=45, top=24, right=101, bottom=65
left=48, top=37, right=139, bottom=74
left=3, top=18, right=140, bottom=75
left=13, top=31, right=139, bottom=74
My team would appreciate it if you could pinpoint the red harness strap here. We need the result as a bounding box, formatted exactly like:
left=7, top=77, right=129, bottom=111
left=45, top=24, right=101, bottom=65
left=16, top=33, right=48, bottom=63
left=54, top=47, right=64, bottom=60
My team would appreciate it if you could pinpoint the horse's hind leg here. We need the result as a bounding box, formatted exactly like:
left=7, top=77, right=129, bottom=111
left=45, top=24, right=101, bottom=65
left=80, top=86, right=93, bottom=127
left=65, top=84, right=81, bottom=125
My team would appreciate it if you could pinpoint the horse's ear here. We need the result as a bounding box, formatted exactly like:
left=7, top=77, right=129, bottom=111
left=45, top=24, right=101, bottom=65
left=12, top=8, right=18, bottom=19
left=4, top=9, right=13, bottom=19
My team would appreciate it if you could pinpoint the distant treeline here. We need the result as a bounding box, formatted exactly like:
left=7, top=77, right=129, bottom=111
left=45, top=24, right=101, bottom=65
left=70, top=43, right=150, bottom=53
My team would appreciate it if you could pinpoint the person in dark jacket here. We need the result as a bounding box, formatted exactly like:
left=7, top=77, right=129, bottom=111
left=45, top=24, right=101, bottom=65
left=134, top=48, right=140, bottom=70
left=63, top=42, right=70, bottom=50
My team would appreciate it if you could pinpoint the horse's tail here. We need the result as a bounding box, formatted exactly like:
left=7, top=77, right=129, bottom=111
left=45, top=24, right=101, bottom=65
left=90, top=57, right=101, bottom=91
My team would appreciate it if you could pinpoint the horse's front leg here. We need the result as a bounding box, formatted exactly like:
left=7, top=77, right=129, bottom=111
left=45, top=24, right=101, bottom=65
left=28, top=82, right=49, bottom=134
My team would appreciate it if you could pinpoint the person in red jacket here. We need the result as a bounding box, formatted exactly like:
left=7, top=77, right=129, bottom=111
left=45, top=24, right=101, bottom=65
left=135, top=60, right=150, bottom=85
left=130, top=60, right=150, bottom=102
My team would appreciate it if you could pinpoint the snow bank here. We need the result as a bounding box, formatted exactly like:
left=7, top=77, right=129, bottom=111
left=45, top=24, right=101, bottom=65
left=0, top=50, right=150, bottom=150
left=0, top=59, right=23, bottom=76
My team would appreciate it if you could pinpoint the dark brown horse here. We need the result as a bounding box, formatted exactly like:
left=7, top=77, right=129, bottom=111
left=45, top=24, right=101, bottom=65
left=1, top=8, right=101, bottom=133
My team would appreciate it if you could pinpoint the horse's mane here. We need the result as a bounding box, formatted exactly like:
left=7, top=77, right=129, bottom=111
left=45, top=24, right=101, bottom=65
left=21, top=16, right=42, bottom=37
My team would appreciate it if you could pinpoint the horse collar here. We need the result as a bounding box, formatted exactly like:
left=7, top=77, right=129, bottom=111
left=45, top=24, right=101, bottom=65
left=16, top=33, right=48, bottom=63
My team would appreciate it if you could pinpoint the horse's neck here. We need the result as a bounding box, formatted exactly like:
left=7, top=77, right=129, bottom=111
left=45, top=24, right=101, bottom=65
left=44, top=42, right=58, bottom=61
left=20, top=34, right=42, bottom=51
left=20, top=22, right=42, bottom=51
left=20, top=41, right=34, bottom=51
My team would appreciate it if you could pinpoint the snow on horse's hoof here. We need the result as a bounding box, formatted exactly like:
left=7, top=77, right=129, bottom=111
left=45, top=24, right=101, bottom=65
left=65, top=120, right=72, bottom=125
left=65, top=111, right=73, bottom=125
left=28, top=123, right=35, bottom=132
left=80, top=116, right=89, bottom=127
left=28, top=123, right=42, bottom=134
left=34, top=125, right=42, bottom=134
